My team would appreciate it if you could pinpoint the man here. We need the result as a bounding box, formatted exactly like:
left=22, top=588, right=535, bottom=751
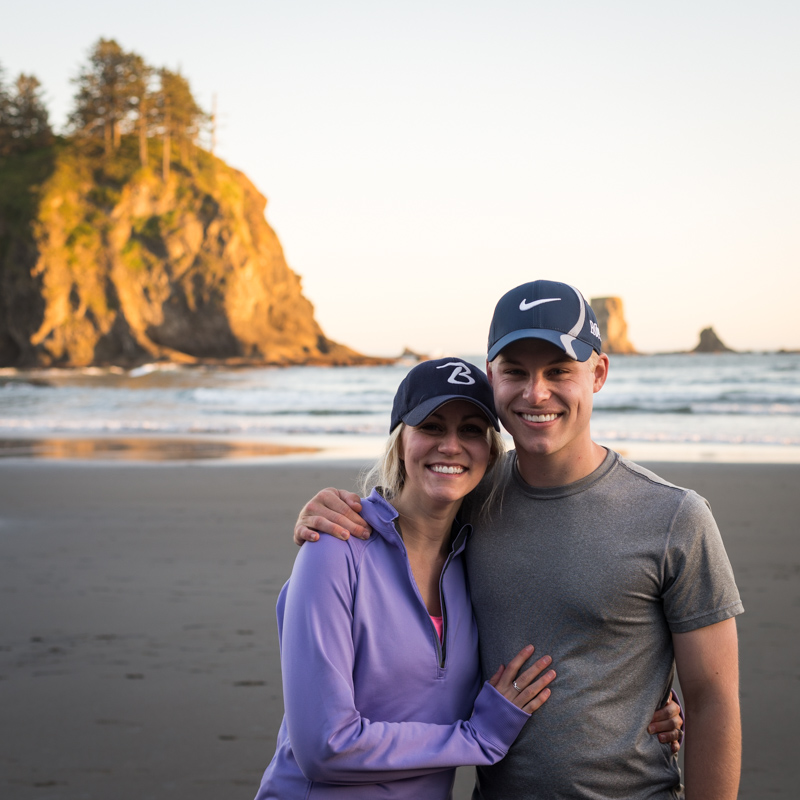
left=294, top=280, right=743, bottom=799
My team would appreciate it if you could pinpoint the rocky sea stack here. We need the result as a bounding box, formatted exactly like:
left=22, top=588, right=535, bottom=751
left=693, top=327, right=734, bottom=353
left=0, top=140, right=378, bottom=368
left=590, top=296, right=637, bottom=354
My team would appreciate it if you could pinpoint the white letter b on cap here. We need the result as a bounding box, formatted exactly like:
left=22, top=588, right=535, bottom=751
left=437, top=362, right=475, bottom=385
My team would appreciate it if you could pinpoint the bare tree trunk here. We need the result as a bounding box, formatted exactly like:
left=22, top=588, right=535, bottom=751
left=210, top=93, right=217, bottom=155
left=139, top=97, right=148, bottom=167
left=104, top=120, right=112, bottom=155
left=139, top=120, right=148, bottom=166
left=162, top=107, right=170, bottom=182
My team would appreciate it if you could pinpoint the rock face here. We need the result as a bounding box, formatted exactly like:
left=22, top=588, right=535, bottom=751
left=693, top=327, right=734, bottom=353
left=589, top=296, right=636, bottom=354
left=0, top=141, right=375, bottom=367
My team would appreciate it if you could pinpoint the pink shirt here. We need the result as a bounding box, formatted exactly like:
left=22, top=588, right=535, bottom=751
left=430, top=615, right=444, bottom=642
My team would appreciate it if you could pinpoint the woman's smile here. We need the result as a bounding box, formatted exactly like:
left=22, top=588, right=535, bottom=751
left=427, top=464, right=467, bottom=475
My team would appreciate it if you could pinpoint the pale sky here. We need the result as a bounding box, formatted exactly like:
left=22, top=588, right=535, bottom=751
left=2, top=1, right=798, bottom=355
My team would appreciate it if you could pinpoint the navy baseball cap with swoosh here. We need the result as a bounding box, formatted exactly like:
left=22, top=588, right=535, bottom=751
left=487, top=280, right=603, bottom=362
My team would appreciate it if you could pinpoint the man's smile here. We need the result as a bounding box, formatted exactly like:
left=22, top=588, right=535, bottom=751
left=519, top=412, right=560, bottom=423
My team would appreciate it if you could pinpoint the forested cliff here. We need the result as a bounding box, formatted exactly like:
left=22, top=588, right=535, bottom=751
left=0, top=40, right=374, bottom=368
left=0, top=141, right=372, bottom=367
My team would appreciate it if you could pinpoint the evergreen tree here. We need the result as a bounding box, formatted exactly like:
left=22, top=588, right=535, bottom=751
left=0, top=65, right=52, bottom=157
left=2, top=44, right=208, bottom=169
left=154, top=68, right=206, bottom=180
left=0, top=63, right=13, bottom=157
left=69, top=38, right=146, bottom=154
left=9, top=75, right=52, bottom=148
left=128, top=54, right=153, bottom=167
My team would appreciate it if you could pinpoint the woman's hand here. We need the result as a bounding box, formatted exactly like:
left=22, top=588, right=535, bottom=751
left=648, top=692, right=684, bottom=755
left=488, top=644, right=555, bottom=715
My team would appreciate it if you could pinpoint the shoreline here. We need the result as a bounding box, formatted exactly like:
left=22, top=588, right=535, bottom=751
left=2, top=349, right=798, bottom=377
left=0, top=432, right=799, bottom=465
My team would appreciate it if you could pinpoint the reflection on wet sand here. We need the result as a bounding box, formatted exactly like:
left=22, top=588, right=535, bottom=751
left=0, top=438, right=320, bottom=461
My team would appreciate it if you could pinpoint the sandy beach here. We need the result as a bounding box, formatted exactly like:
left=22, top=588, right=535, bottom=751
left=1, top=458, right=797, bottom=799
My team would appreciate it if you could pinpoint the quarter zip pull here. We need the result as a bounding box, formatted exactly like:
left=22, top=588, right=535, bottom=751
left=435, top=547, right=460, bottom=668
left=394, top=519, right=451, bottom=669
left=437, top=521, right=470, bottom=668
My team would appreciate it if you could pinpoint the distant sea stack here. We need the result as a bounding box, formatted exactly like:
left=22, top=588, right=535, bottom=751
left=590, top=296, right=636, bottom=354
left=0, top=141, right=380, bottom=368
left=693, top=327, right=734, bottom=353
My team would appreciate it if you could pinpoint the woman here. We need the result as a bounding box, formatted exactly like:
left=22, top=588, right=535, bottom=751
left=255, top=358, right=555, bottom=799
left=255, top=359, right=681, bottom=799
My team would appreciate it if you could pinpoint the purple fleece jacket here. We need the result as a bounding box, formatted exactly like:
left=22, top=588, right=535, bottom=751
left=254, top=489, right=531, bottom=799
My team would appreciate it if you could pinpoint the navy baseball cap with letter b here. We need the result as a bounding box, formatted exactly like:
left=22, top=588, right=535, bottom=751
left=390, top=357, right=500, bottom=432
left=487, top=280, right=602, bottom=362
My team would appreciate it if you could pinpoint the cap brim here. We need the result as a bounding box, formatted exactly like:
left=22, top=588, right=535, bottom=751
left=487, top=329, right=595, bottom=362
left=402, top=395, right=500, bottom=431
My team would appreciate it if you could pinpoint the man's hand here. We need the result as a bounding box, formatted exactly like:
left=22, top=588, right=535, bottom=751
left=293, top=488, right=371, bottom=545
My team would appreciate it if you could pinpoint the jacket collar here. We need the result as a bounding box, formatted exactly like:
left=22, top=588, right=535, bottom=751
left=361, top=488, right=472, bottom=556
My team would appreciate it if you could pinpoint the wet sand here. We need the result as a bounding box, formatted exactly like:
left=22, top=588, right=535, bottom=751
left=0, top=436, right=319, bottom=461
left=0, top=459, right=797, bottom=799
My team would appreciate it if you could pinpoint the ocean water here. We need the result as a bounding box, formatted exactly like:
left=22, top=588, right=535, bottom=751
left=1, top=352, right=799, bottom=463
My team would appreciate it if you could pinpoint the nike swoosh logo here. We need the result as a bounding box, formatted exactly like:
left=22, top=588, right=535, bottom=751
left=519, top=297, right=561, bottom=311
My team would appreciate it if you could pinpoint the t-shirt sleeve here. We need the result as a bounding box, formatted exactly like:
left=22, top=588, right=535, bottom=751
left=661, top=490, right=744, bottom=634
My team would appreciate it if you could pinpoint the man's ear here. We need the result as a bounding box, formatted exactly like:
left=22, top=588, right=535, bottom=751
left=486, top=359, right=494, bottom=385
left=593, top=353, right=610, bottom=393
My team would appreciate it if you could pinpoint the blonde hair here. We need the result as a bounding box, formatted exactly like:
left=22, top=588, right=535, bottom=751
left=359, top=421, right=506, bottom=502
left=359, top=425, right=406, bottom=500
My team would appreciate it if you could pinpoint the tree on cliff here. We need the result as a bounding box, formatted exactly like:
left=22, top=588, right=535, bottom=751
left=67, top=40, right=207, bottom=173
left=0, top=64, right=8, bottom=146
left=129, top=54, right=153, bottom=168
left=0, top=64, right=53, bottom=158
left=154, top=68, right=207, bottom=180
left=69, top=38, right=149, bottom=155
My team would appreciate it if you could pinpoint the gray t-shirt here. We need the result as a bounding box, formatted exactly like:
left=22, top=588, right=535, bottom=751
left=464, top=449, right=743, bottom=800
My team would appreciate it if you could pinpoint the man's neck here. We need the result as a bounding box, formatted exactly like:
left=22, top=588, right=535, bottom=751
left=515, top=440, right=608, bottom=489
